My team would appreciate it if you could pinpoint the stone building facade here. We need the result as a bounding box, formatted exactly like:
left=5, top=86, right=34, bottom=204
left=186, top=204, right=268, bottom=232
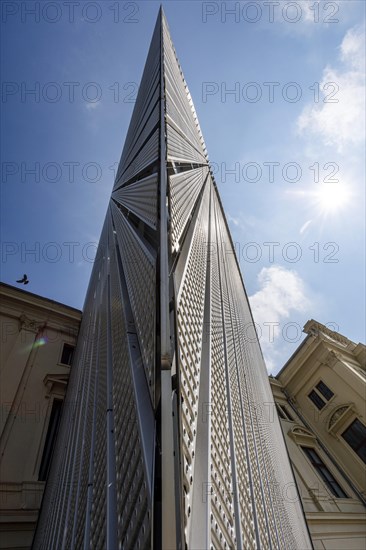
left=0, top=283, right=81, bottom=549
left=270, top=319, right=366, bottom=549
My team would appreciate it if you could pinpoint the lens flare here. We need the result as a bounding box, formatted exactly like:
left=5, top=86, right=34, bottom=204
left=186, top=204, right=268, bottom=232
left=34, top=337, right=47, bottom=348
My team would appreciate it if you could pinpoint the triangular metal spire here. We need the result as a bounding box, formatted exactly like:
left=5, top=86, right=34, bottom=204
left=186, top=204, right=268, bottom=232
left=33, top=9, right=312, bottom=550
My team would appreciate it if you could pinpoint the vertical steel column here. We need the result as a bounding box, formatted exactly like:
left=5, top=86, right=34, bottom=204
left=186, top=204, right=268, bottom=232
left=70, top=315, right=97, bottom=549
left=189, top=182, right=212, bottom=550
left=83, top=318, right=101, bottom=550
left=58, top=337, right=88, bottom=550
left=213, top=198, right=245, bottom=550
left=159, top=8, right=177, bottom=549
left=159, top=9, right=170, bottom=370
left=106, top=235, right=118, bottom=549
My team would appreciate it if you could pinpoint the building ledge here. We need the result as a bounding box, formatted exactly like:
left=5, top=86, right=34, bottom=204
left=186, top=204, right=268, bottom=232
left=306, top=512, right=366, bottom=524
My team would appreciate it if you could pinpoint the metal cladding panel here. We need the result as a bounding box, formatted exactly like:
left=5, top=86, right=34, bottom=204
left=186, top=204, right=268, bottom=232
left=167, top=124, right=207, bottom=164
left=110, top=200, right=156, bottom=402
left=113, top=14, right=161, bottom=191
left=202, top=178, right=238, bottom=550
left=33, top=207, right=155, bottom=549
left=65, top=317, right=97, bottom=550
left=32, top=215, right=110, bottom=550
left=117, top=98, right=160, bottom=186
left=174, top=180, right=210, bottom=541
left=108, top=227, right=152, bottom=549
left=208, top=187, right=311, bottom=549
left=90, top=282, right=108, bottom=550
left=162, top=16, right=208, bottom=163
left=208, top=190, right=243, bottom=550
left=212, top=193, right=265, bottom=549
left=112, top=172, right=158, bottom=230
left=119, top=80, right=160, bottom=176
left=169, top=166, right=209, bottom=252
left=119, top=127, right=159, bottom=188
left=172, top=172, right=311, bottom=549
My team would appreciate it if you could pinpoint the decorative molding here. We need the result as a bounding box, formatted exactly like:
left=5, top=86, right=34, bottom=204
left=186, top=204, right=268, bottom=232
left=322, top=350, right=343, bottom=369
left=288, top=424, right=317, bottom=446
left=354, top=343, right=366, bottom=365
left=304, top=320, right=351, bottom=347
left=0, top=481, right=45, bottom=511
left=306, top=511, right=366, bottom=524
left=43, top=374, right=69, bottom=398
left=18, top=314, right=44, bottom=334
left=327, top=403, right=356, bottom=436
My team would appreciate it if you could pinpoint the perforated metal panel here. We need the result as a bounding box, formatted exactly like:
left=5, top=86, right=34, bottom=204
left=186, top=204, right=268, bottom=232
left=108, top=225, right=152, bottom=549
left=34, top=8, right=312, bottom=550
left=163, top=16, right=208, bottom=164
left=110, top=200, right=156, bottom=402
left=169, top=166, right=208, bottom=252
left=112, top=173, right=158, bottom=230
left=174, top=180, right=210, bottom=542
left=113, top=15, right=161, bottom=192
left=117, top=128, right=159, bottom=188
left=167, top=124, right=208, bottom=164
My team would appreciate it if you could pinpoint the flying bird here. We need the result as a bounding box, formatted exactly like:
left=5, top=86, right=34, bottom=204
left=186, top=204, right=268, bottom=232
left=16, top=274, right=29, bottom=285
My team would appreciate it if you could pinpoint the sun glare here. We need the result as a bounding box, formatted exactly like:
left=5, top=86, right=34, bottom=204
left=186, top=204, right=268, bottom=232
left=313, top=183, right=351, bottom=214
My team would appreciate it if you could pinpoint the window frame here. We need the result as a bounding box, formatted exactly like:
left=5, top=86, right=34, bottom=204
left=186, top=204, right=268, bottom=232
left=308, top=389, right=326, bottom=410
left=38, top=398, right=64, bottom=481
left=276, top=403, right=294, bottom=422
left=315, top=380, right=334, bottom=401
left=59, top=342, right=75, bottom=366
left=307, top=379, right=335, bottom=411
left=301, top=445, right=348, bottom=499
left=341, top=418, right=366, bottom=465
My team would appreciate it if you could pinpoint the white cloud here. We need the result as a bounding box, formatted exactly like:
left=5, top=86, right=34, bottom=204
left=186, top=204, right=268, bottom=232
left=300, top=219, right=312, bottom=234
left=297, top=24, right=365, bottom=152
left=227, top=213, right=240, bottom=227
left=249, top=266, right=311, bottom=372
left=85, top=102, right=100, bottom=111
left=250, top=265, right=310, bottom=326
left=340, top=24, right=365, bottom=71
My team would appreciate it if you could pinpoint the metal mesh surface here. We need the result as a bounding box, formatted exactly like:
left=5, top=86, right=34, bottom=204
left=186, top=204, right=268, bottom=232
left=33, top=9, right=312, bottom=550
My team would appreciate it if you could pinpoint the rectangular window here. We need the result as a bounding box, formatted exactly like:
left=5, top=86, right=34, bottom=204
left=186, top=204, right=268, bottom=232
left=276, top=404, right=286, bottom=420
left=282, top=405, right=294, bottom=421
left=316, top=381, right=334, bottom=401
left=60, top=343, right=75, bottom=366
left=308, top=389, right=326, bottom=410
left=301, top=446, right=348, bottom=498
left=341, top=419, right=366, bottom=464
left=276, top=404, right=294, bottom=421
left=39, top=399, right=63, bottom=481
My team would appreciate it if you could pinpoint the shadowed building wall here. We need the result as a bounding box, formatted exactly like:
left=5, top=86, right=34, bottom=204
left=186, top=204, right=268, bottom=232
left=0, top=283, right=81, bottom=549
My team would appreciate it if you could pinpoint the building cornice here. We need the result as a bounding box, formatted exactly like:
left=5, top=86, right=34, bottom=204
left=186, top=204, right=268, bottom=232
left=0, top=282, right=82, bottom=322
left=304, top=320, right=354, bottom=347
left=276, top=320, right=365, bottom=392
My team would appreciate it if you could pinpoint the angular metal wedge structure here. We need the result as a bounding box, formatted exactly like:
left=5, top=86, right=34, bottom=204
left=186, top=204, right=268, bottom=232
left=33, top=9, right=312, bottom=550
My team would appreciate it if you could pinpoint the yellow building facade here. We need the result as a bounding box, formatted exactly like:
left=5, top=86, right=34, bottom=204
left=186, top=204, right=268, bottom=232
left=0, top=283, right=81, bottom=549
left=270, top=319, right=366, bottom=549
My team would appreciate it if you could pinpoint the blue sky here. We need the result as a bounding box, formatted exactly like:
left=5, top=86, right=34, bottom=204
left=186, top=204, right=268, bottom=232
left=1, top=0, right=365, bottom=373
